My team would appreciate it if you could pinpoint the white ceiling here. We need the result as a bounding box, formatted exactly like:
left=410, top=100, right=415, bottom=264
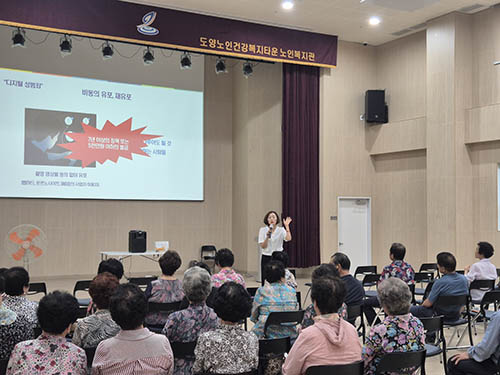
left=123, top=0, right=499, bottom=45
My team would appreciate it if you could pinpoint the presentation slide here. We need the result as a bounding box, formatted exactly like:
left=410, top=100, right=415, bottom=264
left=0, top=67, right=203, bottom=200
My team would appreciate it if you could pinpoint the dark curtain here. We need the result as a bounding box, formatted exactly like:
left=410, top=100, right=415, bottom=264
left=282, top=63, right=320, bottom=268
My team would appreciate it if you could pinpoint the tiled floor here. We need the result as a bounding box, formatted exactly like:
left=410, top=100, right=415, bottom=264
left=31, top=273, right=484, bottom=375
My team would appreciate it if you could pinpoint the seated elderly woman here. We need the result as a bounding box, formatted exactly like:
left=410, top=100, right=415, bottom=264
left=2, top=267, right=38, bottom=328
left=0, top=268, right=33, bottom=364
left=251, top=260, right=299, bottom=339
left=163, top=266, right=219, bottom=375
left=301, top=263, right=347, bottom=329
left=271, top=251, right=297, bottom=290
left=145, top=250, right=185, bottom=327
left=7, top=291, right=87, bottom=375
left=363, top=277, right=425, bottom=375
left=73, top=272, right=120, bottom=348
left=211, top=248, right=246, bottom=288
left=194, top=282, right=258, bottom=374
left=283, top=276, right=362, bottom=375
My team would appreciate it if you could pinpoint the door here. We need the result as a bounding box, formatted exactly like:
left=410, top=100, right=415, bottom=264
left=338, top=197, right=371, bottom=271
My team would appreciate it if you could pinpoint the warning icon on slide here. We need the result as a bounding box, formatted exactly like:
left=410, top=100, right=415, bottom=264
left=24, top=108, right=97, bottom=168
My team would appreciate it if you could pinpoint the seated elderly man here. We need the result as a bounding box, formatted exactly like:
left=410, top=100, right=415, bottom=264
left=2, top=267, right=38, bottom=327
left=363, top=278, right=425, bottom=375
left=251, top=261, right=299, bottom=339
left=283, top=276, right=362, bottom=375
left=73, top=272, right=120, bottom=349
left=0, top=268, right=33, bottom=364
left=163, top=266, right=218, bottom=375
left=194, top=282, right=258, bottom=374
left=92, top=283, right=173, bottom=375
left=145, top=250, right=185, bottom=327
left=7, top=291, right=87, bottom=375
left=448, top=309, right=500, bottom=375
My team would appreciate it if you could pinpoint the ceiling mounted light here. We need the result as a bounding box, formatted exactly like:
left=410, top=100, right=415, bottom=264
left=242, top=61, right=253, bottom=78
left=369, top=16, right=381, bottom=26
left=59, top=34, right=72, bottom=56
left=180, top=52, right=192, bottom=69
left=215, top=57, right=227, bottom=74
left=282, top=0, right=294, bottom=10
left=143, top=47, right=155, bottom=65
left=102, top=41, right=114, bottom=60
left=12, top=28, right=26, bottom=48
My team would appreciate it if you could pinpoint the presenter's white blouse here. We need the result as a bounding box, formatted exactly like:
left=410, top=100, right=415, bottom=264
left=258, top=226, right=288, bottom=256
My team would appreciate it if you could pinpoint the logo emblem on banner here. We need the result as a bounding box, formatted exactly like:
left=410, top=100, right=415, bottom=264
left=137, top=11, right=159, bottom=35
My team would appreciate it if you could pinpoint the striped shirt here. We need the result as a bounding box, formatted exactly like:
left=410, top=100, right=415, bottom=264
left=91, top=328, right=173, bottom=375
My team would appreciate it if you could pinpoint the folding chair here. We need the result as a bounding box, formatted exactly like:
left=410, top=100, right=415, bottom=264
left=419, top=263, right=440, bottom=279
left=362, top=274, right=380, bottom=298
left=414, top=272, right=434, bottom=297
left=375, top=349, right=426, bottom=375
left=171, top=341, right=197, bottom=360
left=469, top=279, right=495, bottom=305
left=305, top=361, right=364, bottom=375
left=146, top=301, right=183, bottom=333
left=28, top=282, right=47, bottom=297
left=434, top=295, right=473, bottom=349
left=73, top=280, right=92, bottom=307
left=85, top=347, right=97, bottom=368
left=420, top=316, right=447, bottom=375
left=0, top=358, right=9, bottom=375
left=128, top=276, right=156, bottom=290
left=263, top=310, right=305, bottom=338
left=470, top=290, right=500, bottom=334
left=354, top=266, right=377, bottom=281
left=201, top=245, right=217, bottom=273
left=296, top=291, right=302, bottom=310
left=414, top=281, right=434, bottom=305
left=258, top=337, right=291, bottom=374
left=347, top=304, right=365, bottom=343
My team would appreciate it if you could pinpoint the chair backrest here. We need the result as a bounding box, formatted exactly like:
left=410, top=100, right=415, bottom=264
left=375, top=349, right=426, bottom=374
left=148, top=301, right=183, bottom=313
left=480, top=290, right=500, bottom=310
left=347, top=304, right=362, bottom=320
left=354, top=266, right=377, bottom=279
left=201, top=245, right=217, bottom=256
left=419, top=315, right=444, bottom=333
left=422, top=281, right=434, bottom=301
left=0, top=358, right=9, bottom=375
left=414, top=272, right=434, bottom=283
left=85, top=347, right=97, bottom=368
left=305, top=361, right=364, bottom=375
left=470, top=279, right=495, bottom=292
left=296, top=291, right=302, bottom=310
left=362, top=274, right=380, bottom=287
left=73, top=280, right=91, bottom=296
left=258, top=337, right=291, bottom=357
left=171, top=341, right=197, bottom=359
left=263, top=310, right=305, bottom=338
left=129, top=276, right=156, bottom=288
left=28, top=282, right=47, bottom=296
left=247, top=287, right=258, bottom=297
left=435, top=294, right=468, bottom=308
left=419, top=263, right=439, bottom=278
left=76, top=306, right=88, bottom=319
left=456, top=270, right=465, bottom=275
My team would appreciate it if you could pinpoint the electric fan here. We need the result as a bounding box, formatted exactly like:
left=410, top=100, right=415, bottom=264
left=4, top=224, right=47, bottom=271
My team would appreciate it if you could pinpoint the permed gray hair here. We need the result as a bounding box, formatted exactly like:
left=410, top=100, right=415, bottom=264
left=377, top=277, right=412, bottom=316
left=183, top=266, right=212, bottom=303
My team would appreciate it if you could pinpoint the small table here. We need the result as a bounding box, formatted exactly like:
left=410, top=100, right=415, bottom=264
left=100, top=251, right=166, bottom=263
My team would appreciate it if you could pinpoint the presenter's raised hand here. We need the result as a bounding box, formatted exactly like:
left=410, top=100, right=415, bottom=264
left=283, top=217, right=292, bottom=228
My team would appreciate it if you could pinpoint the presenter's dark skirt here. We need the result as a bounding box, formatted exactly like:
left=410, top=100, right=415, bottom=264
left=261, top=254, right=272, bottom=285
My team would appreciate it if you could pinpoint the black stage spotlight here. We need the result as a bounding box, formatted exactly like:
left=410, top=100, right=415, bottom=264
left=215, top=57, right=227, bottom=74
left=102, top=41, right=114, bottom=60
left=180, top=52, right=192, bottom=69
left=143, top=47, right=154, bottom=65
left=60, top=35, right=72, bottom=57
left=12, top=28, right=26, bottom=48
left=242, top=61, right=253, bottom=78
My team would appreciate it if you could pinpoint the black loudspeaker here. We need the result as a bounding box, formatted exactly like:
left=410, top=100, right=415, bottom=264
left=365, top=90, right=388, bottom=123
left=129, top=230, right=147, bottom=253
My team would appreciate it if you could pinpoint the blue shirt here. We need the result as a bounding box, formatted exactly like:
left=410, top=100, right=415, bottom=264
left=428, top=272, right=468, bottom=319
left=468, top=311, right=500, bottom=364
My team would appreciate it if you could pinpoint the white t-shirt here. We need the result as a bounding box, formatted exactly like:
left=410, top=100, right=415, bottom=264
left=258, top=226, right=288, bottom=256
left=466, top=258, right=497, bottom=301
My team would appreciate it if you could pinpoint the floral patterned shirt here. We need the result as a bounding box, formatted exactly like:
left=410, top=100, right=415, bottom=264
left=0, top=309, right=34, bottom=360
left=362, top=313, right=425, bottom=375
left=285, top=269, right=298, bottom=290
left=250, top=282, right=299, bottom=339
left=145, top=278, right=185, bottom=326
left=380, top=260, right=415, bottom=285
left=7, top=334, right=87, bottom=375
left=193, top=324, right=258, bottom=375
left=72, top=310, right=120, bottom=349
left=162, top=303, right=219, bottom=375
left=211, top=269, right=246, bottom=288
left=301, top=303, right=348, bottom=329
left=2, top=295, right=38, bottom=328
